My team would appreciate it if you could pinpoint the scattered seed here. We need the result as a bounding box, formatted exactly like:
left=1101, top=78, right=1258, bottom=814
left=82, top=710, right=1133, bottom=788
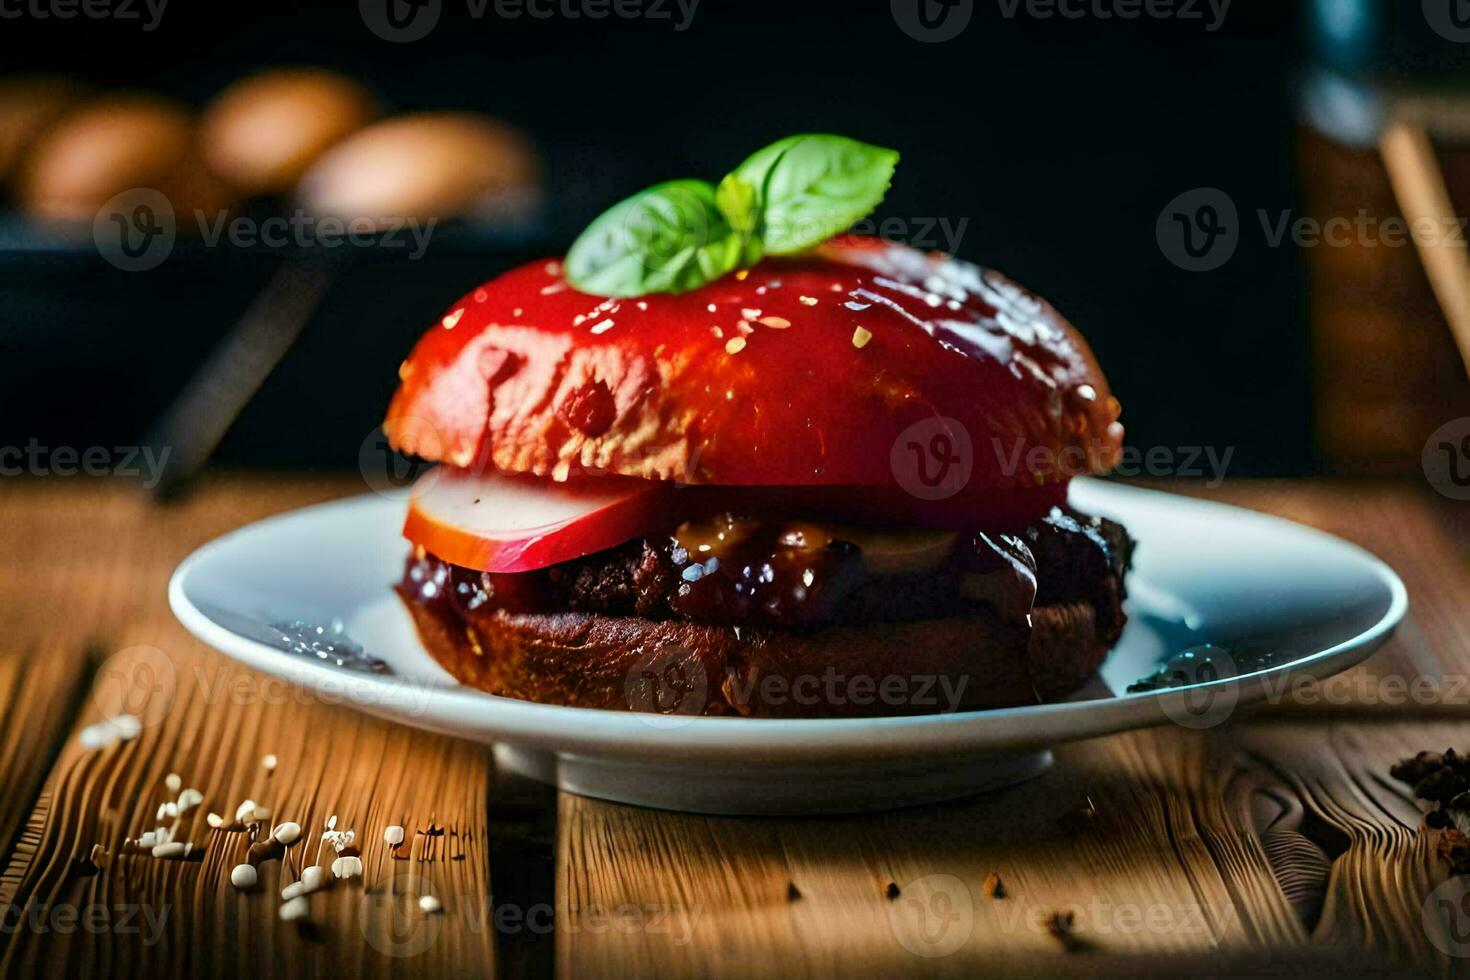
left=165, top=773, right=182, bottom=794
left=419, top=895, right=442, bottom=914
left=799, top=296, right=818, bottom=306
left=982, top=872, right=1005, bottom=899
left=852, top=327, right=873, bottom=349
left=273, top=822, right=302, bottom=845
left=725, top=337, right=747, bottom=355
left=279, top=896, right=310, bottom=922
left=281, top=880, right=309, bottom=901
left=590, top=318, right=614, bottom=335
left=235, top=800, right=258, bottom=823
left=207, top=812, right=225, bottom=829
left=301, top=866, right=327, bottom=892
left=741, top=308, right=761, bottom=319
left=261, top=754, right=277, bottom=772
left=441, top=309, right=464, bottom=330
left=332, top=856, right=363, bottom=880
left=152, top=842, right=188, bottom=859
left=230, top=864, right=258, bottom=889
left=758, top=316, right=791, bottom=329
left=77, top=714, right=142, bottom=751
left=385, top=826, right=405, bottom=846
left=178, top=788, right=204, bottom=812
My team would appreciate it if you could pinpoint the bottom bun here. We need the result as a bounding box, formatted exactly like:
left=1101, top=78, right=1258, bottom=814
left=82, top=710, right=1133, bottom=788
left=398, top=590, right=1116, bottom=719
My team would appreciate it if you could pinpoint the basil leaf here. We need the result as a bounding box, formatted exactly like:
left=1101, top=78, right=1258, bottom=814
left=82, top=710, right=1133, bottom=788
left=565, top=180, right=752, bottom=297
left=728, top=134, right=899, bottom=255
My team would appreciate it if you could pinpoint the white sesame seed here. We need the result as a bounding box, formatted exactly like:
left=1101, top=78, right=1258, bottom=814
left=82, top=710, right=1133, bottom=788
left=759, top=316, right=791, bottom=329
left=110, top=714, right=142, bottom=738
left=137, top=831, right=157, bottom=849
left=419, top=895, right=442, bottom=913
left=206, top=813, right=225, bottom=829
left=325, top=815, right=337, bottom=831
left=852, top=327, right=873, bottom=349
left=253, top=805, right=271, bottom=823
left=736, top=320, right=754, bottom=335
left=273, top=822, right=302, bottom=845
left=799, top=296, right=818, bottom=306
left=441, top=309, right=464, bottom=330
left=178, top=788, right=203, bottom=812
left=636, top=301, right=648, bottom=310
left=332, top=856, right=363, bottom=880
left=279, top=896, right=310, bottom=922
left=544, top=261, right=561, bottom=276
left=230, top=864, right=258, bottom=889
left=725, top=337, right=747, bottom=355
left=151, top=842, right=187, bottom=859
left=706, top=303, right=717, bottom=313
left=261, top=754, right=277, bottom=772
left=512, top=307, right=523, bottom=317
left=710, top=326, right=723, bottom=338
left=235, top=800, right=257, bottom=823
left=165, top=773, right=182, bottom=794
left=741, top=308, right=761, bottom=319
left=300, top=866, right=327, bottom=892
left=281, top=881, right=308, bottom=901
left=590, top=319, right=614, bottom=335
left=384, top=826, right=405, bottom=846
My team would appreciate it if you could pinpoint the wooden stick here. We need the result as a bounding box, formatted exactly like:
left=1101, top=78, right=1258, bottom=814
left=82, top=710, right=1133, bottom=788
left=1379, top=121, right=1470, bottom=378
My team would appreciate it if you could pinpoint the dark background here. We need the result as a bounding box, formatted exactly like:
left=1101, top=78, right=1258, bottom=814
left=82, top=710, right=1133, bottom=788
left=0, top=0, right=1463, bottom=476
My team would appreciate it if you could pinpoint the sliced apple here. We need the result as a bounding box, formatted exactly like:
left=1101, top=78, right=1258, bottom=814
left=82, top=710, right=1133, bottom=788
left=404, top=468, right=674, bottom=573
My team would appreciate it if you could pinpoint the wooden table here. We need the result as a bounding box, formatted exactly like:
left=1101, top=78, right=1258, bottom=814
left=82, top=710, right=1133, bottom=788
left=0, top=475, right=1466, bottom=977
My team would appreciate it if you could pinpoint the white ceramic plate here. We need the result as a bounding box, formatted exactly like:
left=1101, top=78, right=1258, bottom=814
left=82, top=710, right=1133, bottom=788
left=170, top=479, right=1406, bottom=815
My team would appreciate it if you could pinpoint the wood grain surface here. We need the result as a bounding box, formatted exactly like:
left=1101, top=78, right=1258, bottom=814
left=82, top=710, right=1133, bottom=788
left=0, top=474, right=1463, bottom=978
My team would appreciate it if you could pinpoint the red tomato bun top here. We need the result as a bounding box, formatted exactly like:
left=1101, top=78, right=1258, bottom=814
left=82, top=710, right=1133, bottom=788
left=385, top=236, right=1123, bottom=491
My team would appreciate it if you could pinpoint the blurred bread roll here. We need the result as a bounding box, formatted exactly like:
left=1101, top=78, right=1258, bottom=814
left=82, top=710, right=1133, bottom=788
left=17, top=93, right=234, bottom=223
left=200, top=67, right=378, bottom=196
left=0, top=75, right=86, bottom=183
left=297, top=112, right=539, bottom=228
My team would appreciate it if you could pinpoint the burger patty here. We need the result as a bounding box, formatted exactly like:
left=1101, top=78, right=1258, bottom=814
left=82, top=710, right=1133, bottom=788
left=402, top=506, right=1131, bottom=633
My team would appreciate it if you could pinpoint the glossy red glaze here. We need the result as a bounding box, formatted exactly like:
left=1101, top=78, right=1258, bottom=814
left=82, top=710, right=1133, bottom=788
left=386, top=237, right=1123, bottom=492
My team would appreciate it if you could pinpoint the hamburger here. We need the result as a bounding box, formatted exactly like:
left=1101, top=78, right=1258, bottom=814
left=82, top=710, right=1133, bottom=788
left=384, top=135, right=1128, bottom=719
